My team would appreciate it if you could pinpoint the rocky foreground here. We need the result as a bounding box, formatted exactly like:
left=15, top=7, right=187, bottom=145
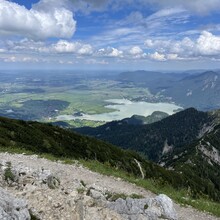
left=0, top=153, right=219, bottom=220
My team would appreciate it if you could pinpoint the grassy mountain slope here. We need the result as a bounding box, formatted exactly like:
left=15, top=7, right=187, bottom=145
left=0, top=115, right=220, bottom=203
left=0, top=116, right=184, bottom=187
left=76, top=108, right=210, bottom=161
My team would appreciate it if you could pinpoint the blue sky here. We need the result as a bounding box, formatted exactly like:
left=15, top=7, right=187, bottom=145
left=0, top=0, right=220, bottom=70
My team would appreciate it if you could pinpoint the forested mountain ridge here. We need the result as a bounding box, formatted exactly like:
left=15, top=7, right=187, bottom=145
left=76, top=108, right=211, bottom=161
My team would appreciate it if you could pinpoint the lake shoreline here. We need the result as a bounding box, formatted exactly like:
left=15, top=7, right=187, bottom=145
left=56, top=99, right=182, bottom=122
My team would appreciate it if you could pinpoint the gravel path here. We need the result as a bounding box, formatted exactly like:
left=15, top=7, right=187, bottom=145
left=0, top=152, right=219, bottom=220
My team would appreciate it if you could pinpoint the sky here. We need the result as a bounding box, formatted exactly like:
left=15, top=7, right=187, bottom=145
left=0, top=0, right=220, bottom=70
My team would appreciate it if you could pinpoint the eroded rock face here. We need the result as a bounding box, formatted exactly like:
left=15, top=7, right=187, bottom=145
left=0, top=186, right=30, bottom=220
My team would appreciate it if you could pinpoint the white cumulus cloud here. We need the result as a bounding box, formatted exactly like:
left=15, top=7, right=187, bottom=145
left=0, top=0, right=76, bottom=39
left=52, top=40, right=93, bottom=55
left=149, top=52, right=166, bottom=61
left=145, top=31, right=220, bottom=60
left=196, top=31, right=220, bottom=56
left=3, top=55, right=39, bottom=63
left=129, top=46, right=143, bottom=55
left=98, top=47, right=123, bottom=57
left=5, top=39, right=93, bottom=56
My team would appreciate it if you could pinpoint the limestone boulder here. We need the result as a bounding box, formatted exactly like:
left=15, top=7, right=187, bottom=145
left=0, top=186, right=30, bottom=220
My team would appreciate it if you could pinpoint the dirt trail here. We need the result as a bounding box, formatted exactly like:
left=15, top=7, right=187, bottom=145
left=0, top=153, right=219, bottom=220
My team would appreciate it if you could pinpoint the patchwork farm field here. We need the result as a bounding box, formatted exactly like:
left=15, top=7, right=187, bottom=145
left=0, top=70, right=158, bottom=127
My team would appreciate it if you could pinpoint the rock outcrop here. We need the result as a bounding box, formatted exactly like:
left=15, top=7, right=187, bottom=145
left=108, top=194, right=177, bottom=220
left=0, top=186, right=30, bottom=220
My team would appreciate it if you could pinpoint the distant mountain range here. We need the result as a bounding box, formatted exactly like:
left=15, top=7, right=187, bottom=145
left=162, top=71, right=220, bottom=110
left=116, top=70, right=220, bottom=110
